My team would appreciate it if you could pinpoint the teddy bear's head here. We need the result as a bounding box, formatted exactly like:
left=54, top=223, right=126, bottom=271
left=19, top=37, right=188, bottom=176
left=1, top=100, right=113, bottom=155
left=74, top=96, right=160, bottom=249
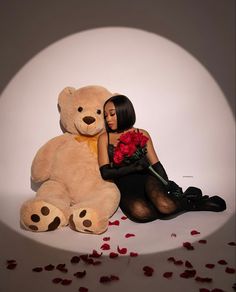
left=58, top=85, right=112, bottom=136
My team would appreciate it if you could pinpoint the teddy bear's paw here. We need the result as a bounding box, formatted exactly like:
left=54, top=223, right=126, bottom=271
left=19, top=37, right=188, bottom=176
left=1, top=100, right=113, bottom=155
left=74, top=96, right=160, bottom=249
left=69, top=208, right=108, bottom=235
left=20, top=201, right=67, bottom=232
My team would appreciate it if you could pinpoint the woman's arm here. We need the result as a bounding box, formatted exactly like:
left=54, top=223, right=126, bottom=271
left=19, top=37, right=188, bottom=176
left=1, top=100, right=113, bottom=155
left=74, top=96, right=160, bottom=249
left=98, top=132, right=110, bottom=167
left=139, top=129, right=159, bottom=165
left=140, top=129, right=169, bottom=181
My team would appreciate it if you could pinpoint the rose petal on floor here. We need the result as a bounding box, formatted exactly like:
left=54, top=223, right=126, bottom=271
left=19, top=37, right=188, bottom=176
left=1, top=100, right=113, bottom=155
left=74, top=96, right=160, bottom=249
left=125, top=233, right=135, bottom=238
left=101, top=243, right=110, bottom=250
left=163, top=272, right=173, bottom=278
left=191, top=230, right=201, bottom=235
left=79, top=287, right=88, bottom=292
left=117, top=246, right=127, bottom=254
left=71, top=256, right=80, bottom=264
left=109, top=220, right=120, bottom=226
left=130, top=252, right=138, bottom=257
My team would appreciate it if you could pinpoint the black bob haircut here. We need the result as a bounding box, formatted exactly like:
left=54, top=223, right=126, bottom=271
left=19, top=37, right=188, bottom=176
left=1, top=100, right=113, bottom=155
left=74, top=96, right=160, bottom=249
left=104, top=95, right=136, bottom=132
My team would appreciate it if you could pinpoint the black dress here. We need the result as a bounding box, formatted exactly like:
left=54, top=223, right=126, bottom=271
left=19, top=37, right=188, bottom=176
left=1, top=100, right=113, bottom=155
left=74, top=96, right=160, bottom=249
left=107, top=131, right=166, bottom=223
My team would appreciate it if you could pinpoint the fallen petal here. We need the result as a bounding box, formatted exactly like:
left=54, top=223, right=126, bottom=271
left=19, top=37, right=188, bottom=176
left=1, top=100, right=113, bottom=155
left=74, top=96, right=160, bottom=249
left=89, top=250, right=103, bottom=258
left=130, top=252, right=138, bottom=257
left=195, top=276, right=212, bottom=283
left=198, top=240, right=207, bottom=244
left=100, top=276, right=111, bottom=283
left=6, top=263, right=17, bottom=270
left=79, top=287, right=88, bottom=292
left=44, top=264, right=55, bottom=271
left=110, top=275, right=119, bottom=281
left=180, top=269, right=196, bottom=278
left=185, top=261, right=193, bottom=268
left=101, top=243, right=110, bottom=251
left=61, top=279, right=72, bottom=285
left=117, top=246, right=127, bottom=254
left=163, top=272, right=173, bottom=278
left=71, top=256, right=80, bottom=264
left=227, top=241, right=236, bottom=246
left=103, top=237, right=110, bottom=241
left=74, top=270, right=86, bottom=278
left=109, top=220, right=120, bottom=226
left=125, top=233, right=135, bottom=238
left=183, top=242, right=194, bottom=250
left=52, top=278, right=62, bottom=284
left=32, top=267, right=43, bottom=272
left=109, top=252, right=119, bottom=259
left=143, top=266, right=154, bottom=277
left=191, top=230, right=201, bottom=235
left=218, top=260, right=228, bottom=265
left=225, top=267, right=235, bottom=274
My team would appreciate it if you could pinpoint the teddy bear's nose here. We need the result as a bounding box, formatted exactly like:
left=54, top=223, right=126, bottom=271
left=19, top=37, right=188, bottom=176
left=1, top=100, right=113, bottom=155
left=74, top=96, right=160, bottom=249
left=83, top=116, right=96, bottom=125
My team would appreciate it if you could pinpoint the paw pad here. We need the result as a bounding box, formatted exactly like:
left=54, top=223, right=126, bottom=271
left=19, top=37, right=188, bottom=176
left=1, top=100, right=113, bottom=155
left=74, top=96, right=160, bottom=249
left=79, top=210, right=87, bottom=218
left=41, top=206, right=50, bottom=215
left=31, top=214, right=40, bottom=222
left=83, top=219, right=92, bottom=227
left=22, top=202, right=65, bottom=232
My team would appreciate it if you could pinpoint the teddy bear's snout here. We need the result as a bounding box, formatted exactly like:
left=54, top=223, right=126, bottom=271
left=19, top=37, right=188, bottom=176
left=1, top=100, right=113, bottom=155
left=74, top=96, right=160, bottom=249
left=83, top=116, right=96, bottom=125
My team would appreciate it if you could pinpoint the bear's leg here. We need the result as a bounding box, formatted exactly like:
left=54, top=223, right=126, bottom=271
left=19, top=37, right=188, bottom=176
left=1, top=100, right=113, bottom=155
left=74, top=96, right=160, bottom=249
left=69, top=185, right=120, bottom=235
left=20, top=181, right=71, bottom=232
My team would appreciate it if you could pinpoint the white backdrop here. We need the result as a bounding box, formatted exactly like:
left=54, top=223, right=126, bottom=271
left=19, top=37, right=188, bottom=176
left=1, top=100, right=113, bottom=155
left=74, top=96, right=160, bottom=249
left=0, top=27, right=234, bottom=252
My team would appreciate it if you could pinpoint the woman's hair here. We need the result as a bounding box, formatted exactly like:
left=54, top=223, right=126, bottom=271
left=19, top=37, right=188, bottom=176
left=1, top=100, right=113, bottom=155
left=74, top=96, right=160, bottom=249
left=104, top=95, right=136, bottom=132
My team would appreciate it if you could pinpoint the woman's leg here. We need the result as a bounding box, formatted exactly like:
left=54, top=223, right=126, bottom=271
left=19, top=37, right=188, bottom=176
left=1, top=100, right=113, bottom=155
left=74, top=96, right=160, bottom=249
left=119, top=192, right=164, bottom=223
left=145, top=175, right=179, bottom=215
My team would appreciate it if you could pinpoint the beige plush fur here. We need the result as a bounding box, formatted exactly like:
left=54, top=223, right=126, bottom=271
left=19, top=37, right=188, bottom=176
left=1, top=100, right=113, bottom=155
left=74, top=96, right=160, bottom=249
left=20, top=85, right=120, bottom=234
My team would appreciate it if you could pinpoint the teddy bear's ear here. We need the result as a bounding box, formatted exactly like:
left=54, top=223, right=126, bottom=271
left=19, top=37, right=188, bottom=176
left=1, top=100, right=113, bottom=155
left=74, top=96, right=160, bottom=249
left=58, top=87, right=76, bottom=109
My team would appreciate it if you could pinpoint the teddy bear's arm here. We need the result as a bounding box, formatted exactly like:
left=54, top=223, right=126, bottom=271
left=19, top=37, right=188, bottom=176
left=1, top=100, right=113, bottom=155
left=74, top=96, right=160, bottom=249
left=31, top=134, right=70, bottom=183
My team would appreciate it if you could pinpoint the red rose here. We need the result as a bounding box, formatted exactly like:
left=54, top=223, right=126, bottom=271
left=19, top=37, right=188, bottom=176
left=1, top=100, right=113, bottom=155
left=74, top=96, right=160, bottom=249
left=119, top=143, right=130, bottom=155
left=119, top=132, right=133, bottom=144
left=113, top=130, right=149, bottom=165
left=113, top=150, right=124, bottom=164
left=127, top=144, right=137, bottom=156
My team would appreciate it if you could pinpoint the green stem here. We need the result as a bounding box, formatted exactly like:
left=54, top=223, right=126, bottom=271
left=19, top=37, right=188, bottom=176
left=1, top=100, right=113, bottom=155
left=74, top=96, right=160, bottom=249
left=148, top=165, right=168, bottom=186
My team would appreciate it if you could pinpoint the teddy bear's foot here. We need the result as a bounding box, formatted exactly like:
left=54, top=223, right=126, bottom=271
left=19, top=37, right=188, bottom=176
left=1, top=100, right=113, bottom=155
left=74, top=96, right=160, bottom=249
left=69, top=208, right=108, bottom=235
left=20, top=200, right=68, bottom=232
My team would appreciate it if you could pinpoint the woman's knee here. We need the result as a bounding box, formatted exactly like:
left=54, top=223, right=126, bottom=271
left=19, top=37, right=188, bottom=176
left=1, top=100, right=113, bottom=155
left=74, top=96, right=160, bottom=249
left=155, top=197, right=177, bottom=214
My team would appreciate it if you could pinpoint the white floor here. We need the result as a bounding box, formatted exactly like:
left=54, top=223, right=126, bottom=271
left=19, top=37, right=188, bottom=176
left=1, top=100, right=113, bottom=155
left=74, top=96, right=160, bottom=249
left=0, top=192, right=235, bottom=292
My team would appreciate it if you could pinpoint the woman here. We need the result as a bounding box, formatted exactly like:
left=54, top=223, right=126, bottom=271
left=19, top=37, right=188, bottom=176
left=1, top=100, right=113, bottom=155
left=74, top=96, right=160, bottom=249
left=98, top=95, right=226, bottom=223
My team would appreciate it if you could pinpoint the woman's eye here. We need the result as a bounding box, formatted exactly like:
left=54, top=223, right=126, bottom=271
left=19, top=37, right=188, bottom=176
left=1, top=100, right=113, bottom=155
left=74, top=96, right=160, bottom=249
left=78, top=107, right=83, bottom=112
left=110, top=113, right=115, bottom=116
left=97, top=109, right=102, bottom=115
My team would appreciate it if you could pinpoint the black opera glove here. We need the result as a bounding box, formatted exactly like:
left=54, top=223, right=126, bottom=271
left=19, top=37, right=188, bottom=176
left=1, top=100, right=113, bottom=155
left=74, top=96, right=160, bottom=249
left=150, top=161, right=183, bottom=196
left=151, top=161, right=169, bottom=182
left=166, top=180, right=183, bottom=198
left=100, top=156, right=149, bottom=180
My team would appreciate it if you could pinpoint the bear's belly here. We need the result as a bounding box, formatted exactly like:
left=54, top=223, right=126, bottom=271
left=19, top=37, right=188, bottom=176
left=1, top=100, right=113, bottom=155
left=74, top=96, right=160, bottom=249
left=50, top=140, right=101, bottom=192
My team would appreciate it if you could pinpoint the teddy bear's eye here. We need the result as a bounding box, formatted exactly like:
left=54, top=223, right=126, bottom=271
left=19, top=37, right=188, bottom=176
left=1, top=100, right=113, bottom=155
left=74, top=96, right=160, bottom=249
left=78, top=107, right=83, bottom=112
left=97, top=109, right=102, bottom=115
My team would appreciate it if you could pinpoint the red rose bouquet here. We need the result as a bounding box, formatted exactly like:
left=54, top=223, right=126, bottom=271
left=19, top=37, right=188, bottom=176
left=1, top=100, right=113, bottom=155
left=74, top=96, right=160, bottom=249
left=113, top=130, right=168, bottom=185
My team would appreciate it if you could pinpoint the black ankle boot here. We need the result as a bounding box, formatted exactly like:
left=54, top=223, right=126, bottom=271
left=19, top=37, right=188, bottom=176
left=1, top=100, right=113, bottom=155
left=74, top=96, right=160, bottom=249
left=166, top=181, right=226, bottom=212
left=181, top=195, right=226, bottom=212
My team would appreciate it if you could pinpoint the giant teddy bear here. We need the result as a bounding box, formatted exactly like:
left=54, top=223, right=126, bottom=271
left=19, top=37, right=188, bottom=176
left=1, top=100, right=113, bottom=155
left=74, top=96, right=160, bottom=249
left=20, top=85, right=120, bottom=234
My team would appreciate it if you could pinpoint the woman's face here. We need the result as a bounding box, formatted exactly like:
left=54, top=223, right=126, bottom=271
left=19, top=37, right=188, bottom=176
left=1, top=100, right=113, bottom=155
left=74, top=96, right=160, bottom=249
left=104, top=101, right=117, bottom=131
